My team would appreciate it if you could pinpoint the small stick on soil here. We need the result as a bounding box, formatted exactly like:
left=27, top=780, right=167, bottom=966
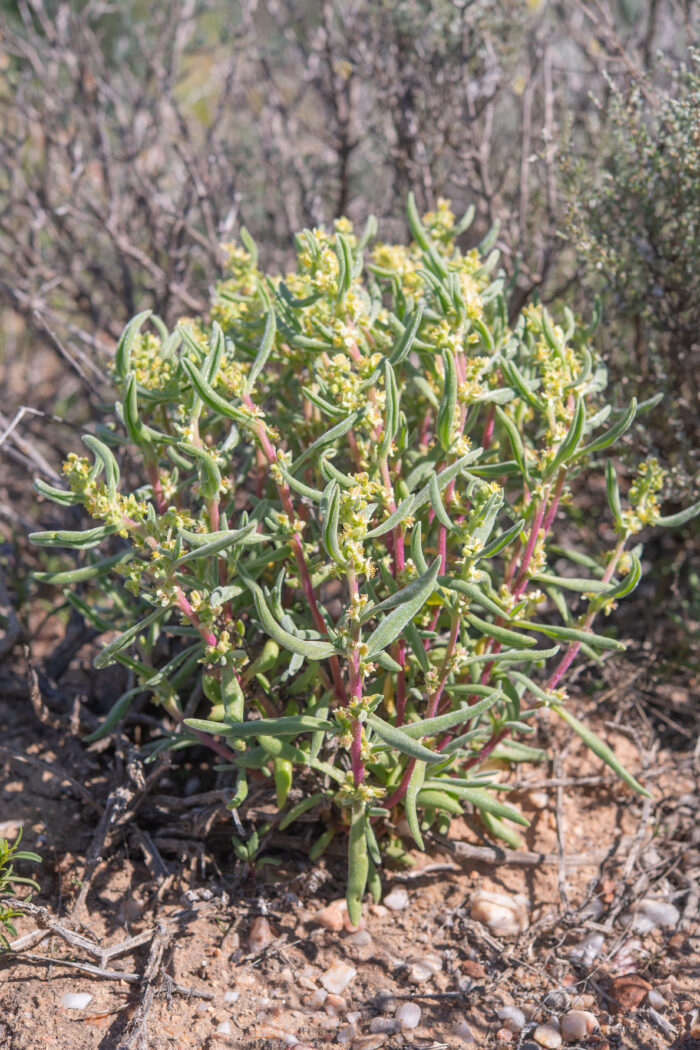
left=3, top=897, right=154, bottom=968
left=24, top=643, right=64, bottom=730
left=71, top=785, right=134, bottom=917
left=117, top=922, right=172, bottom=1050
left=160, top=976, right=216, bottom=1001
left=554, top=751, right=570, bottom=907
left=388, top=863, right=461, bottom=881
left=430, top=833, right=611, bottom=868
left=71, top=753, right=170, bottom=916
left=6, top=952, right=141, bottom=983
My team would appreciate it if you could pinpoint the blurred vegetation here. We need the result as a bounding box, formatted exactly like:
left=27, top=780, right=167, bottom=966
left=0, top=0, right=697, bottom=485
left=564, top=53, right=700, bottom=479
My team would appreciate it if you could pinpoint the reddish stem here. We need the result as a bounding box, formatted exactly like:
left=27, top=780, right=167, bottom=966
left=546, top=533, right=628, bottom=693
left=462, top=726, right=509, bottom=773
left=175, top=586, right=217, bottom=648
left=166, top=702, right=238, bottom=763
left=147, top=461, right=168, bottom=515
left=351, top=719, right=365, bottom=786
left=482, top=405, right=496, bottom=450
left=382, top=758, right=415, bottom=811
left=542, top=468, right=566, bottom=535
left=511, top=498, right=546, bottom=599
left=244, top=394, right=347, bottom=703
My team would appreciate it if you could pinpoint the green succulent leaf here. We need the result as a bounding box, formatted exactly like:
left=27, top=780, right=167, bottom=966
left=367, top=714, right=443, bottom=763
left=365, top=558, right=441, bottom=657
left=94, top=606, right=168, bottom=669
left=552, top=704, right=650, bottom=796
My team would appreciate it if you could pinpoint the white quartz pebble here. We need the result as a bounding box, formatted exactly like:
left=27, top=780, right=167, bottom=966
left=561, top=1011, right=597, bottom=1042
left=497, top=1005, right=526, bottom=1032
left=321, top=961, right=357, bottom=995
left=451, top=1016, right=476, bottom=1043
left=61, top=992, right=93, bottom=1010
left=216, top=1021, right=231, bottom=1035
left=224, top=989, right=240, bottom=1003
left=384, top=887, right=409, bottom=911
left=647, top=989, right=666, bottom=1010
left=569, top=932, right=605, bottom=968
left=533, top=1023, right=563, bottom=1048
left=406, top=952, right=442, bottom=984
left=470, top=888, right=529, bottom=936
left=396, top=1001, right=421, bottom=1030
left=624, top=899, right=680, bottom=932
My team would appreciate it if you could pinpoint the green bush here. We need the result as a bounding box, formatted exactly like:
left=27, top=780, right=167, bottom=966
left=32, top=198, right=698, bottom=921
left=564, top=53, right=700, bottom=470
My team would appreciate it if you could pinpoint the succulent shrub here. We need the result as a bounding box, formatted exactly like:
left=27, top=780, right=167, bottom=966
left=31, top=197, right=699, bottom=922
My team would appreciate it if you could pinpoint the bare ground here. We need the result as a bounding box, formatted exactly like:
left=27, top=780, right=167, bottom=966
left=1, top=638, right=699, bottom=1050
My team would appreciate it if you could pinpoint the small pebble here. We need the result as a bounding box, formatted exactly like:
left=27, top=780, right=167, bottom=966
left=610, top=938, right=646, bottom=976
left=304, top=988, right=327, bottom=1009
left=497, top=1029, right=514, bottom=1043
left=569, top=932, right=604, bottom=968
left=623, top=899, right=680, bottom=932
left=470, top=888, right=529, bottom=936
left=248, top=916, right=273, bottom=953
left=369, top=1017, right=401, bottom=1034
left=570, top=994, right=595, bottom=1009
left=314, top=899, right=346, bottom=932
left=528, top=789, right=549, bottom=809
left=609, top=973, right=651, bottom=1011
left=346, top=1011, right=362, bottom=1023
left=497, top=1005, right=526, bottom=1032
left=215, top=1021, right=231, bottom=1035
left=451, top=1016, right=476, bottom=1043
left=316, top=1014, right=340, bottom=1031
left=374, top=989, right=396, bottom=1014
left=543, top=990, right=569, bottom=1013
left=348, top=929, right=372, bottom=947
left=461, top=958, right=487, bottom=979
left=561, top=1011, right=597, bottom=1041
left=407, top=953, right=442, bottom=984
left=647, top=989, right=665, bottom=1010
left=61, top=992, right=93, bottom=1010
left=578, top=898, right=604, bottom=921
left=533, top=1024, right=563, bottom=1048
left=352, top=1036, right=387, bottom=1049
left=396, top=1002, right=421, bottom=1030
left=224, top=989, right=240, bottom=1003
left=384, top=887, right=409, bottom=911
left=337, top=1026, right=356, bottom=1045
left=321, top=961, right=357, bottom=995
left=256, top=1023, right=290, bottom=1040
left=324, top=994, right=348, bottom=1017
left=196, top=1001, right=210, bottom=1016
